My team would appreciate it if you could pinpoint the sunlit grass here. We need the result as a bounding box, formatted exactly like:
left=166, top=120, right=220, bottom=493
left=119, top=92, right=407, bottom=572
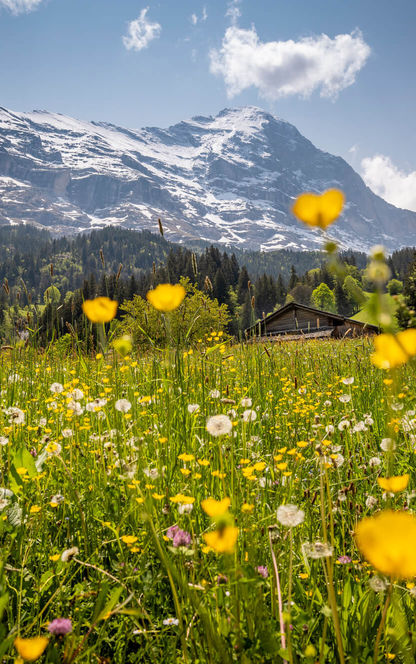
left=1, top=337, right=416, bottom=662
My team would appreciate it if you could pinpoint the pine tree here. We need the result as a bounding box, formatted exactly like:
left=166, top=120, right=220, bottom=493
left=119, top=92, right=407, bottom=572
left=276, top=274, right=287, bottom=305
left=239, top=290, right=254, bottom=333
left=334, top=280, right=351, bottom=316
left=397, top=255, right=416, bottom=327
left=237, top=266, right=250, bottom=305
left=213, top=268, right=228, bottom=304
left=288, top=265, right=298, bottom=290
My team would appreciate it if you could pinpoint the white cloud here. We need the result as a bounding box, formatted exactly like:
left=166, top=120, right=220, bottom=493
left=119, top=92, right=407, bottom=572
left=210, top=26, right=370, bottom=99
left=361, top=155, right=416, bottom=212
left=0, top=0, right=44, bottom=14
left=225, top=0, right=241, bottom=24
left=190, top=7, right=207, bottom=26
left=123, top=8, right=161, bottom=52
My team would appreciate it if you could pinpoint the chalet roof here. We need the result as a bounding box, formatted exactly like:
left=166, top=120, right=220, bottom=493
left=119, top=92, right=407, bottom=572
left=246, top=301, right=379, bottom=334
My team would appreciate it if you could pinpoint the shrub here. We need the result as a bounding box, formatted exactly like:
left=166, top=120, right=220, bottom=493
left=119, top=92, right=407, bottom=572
left=118, top=278, right=230, bottom=348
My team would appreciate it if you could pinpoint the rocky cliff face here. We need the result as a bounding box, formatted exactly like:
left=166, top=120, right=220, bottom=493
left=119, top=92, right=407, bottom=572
left=0, top=105, right=414, bottom=252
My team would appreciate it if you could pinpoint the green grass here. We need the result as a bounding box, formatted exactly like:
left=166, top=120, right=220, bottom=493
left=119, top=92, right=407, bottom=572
left=0, top=337, right=415, bottom=663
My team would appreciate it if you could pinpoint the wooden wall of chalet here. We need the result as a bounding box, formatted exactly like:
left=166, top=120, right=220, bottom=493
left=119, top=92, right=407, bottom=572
left=331, top=321, right=377, bottom=338
left=263, top=307, right=336, bottom=334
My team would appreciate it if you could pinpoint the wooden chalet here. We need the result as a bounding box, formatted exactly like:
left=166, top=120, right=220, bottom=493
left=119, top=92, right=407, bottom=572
left=245, top=301, right=379, bottom=340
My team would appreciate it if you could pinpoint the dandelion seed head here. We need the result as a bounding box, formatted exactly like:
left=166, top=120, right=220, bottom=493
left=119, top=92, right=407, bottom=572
left=276, top=504, right=305, bottom=527
left=206, top=415, right=232, bottom=437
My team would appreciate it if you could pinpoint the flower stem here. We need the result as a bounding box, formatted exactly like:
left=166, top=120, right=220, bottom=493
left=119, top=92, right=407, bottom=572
left=373, top=583, right=393, bottom=664
left=268, top=529, right=287, bottom=664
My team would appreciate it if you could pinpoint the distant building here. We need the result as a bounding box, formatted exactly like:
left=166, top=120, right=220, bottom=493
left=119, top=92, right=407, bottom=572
left=245, top=301, right=379, bottom=340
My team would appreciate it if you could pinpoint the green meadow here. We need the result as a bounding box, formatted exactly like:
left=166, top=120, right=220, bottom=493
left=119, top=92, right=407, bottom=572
left=1, top=334, right=416, bottom=663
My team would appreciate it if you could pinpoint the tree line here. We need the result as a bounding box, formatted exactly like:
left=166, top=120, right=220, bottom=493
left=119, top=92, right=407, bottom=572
left=0, top=224, right=415, bottom=344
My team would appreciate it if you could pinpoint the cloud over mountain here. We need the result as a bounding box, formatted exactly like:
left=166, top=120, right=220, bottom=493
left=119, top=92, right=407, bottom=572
left=122, top=8, right=161, bottom=52
left=361, top=155, right=416, bottom=212
left=210, top=27, right=371, bottom=99
left=0, top=0, right=45, bottom=14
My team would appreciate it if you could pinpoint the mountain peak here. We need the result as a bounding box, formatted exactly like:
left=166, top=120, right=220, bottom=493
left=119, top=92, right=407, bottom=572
left=0, top=105, right=415, bottom=252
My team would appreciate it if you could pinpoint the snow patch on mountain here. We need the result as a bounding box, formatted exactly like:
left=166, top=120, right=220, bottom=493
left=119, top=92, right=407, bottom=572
left=0, top=105, right=416, bottom=251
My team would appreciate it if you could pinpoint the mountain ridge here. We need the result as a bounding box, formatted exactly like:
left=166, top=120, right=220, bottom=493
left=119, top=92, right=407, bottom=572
left=0, top=105, right=414, bottom=252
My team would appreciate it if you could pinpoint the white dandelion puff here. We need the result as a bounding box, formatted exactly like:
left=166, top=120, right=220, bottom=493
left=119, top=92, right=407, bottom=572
left=276, top=504, right=305, bottom=527
left=380, top=438, right=396, bottom=452
left=5, top=407, right=25, bottom=425
left=302, top=541, right=333, bottom=559
left=61, top=546, right=79, bottom=562
left=365, top=495, right=378, bottom=509
left=242, top=409, right=257, bottom=423
left=206, top=415, right=232, bottom=437
left=240, top=397, right=252, bottom=407
left=115, top=399, right=131, bottom=413
left=369, top=456, right=381, bottom=467
left=339, top=394, right=351, bottom=403
left=369, top=576, right=387, bottom=592
left=50, top=382, right=64, bottom=394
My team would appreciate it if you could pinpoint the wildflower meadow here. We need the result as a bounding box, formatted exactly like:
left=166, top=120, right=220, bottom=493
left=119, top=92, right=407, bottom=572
left=2, top=191, right=416, bottom=663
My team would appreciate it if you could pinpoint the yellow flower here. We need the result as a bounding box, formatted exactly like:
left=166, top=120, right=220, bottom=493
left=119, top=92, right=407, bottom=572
left=169, top=493, right=195, bottom=504
left=292, top=189, right=344, bottom=229
left=371, top=330, right=416, bottom=369
left=178, top=453, right=195, bottom=462
left=112, top=335, right=132, bottom=356
left=355, top=510, right=416, bottom=578
left=201, top=497, right=230, bottom=517
left=276, top=462, right=288, bottom=471
left=377, top=474, right=409, bottom=493
left=82, top=297, right=118, bottom=323
left=252, top=461, right=266, bottom=472
left=203, top=526, right=238, bottom=554
left=146, top=283, right=186, bottom=312
left=121, top=535, right=138, bottom=545
left=241, top=503, right=254, bottom=513
left=14, top=637, right=49, bottom=661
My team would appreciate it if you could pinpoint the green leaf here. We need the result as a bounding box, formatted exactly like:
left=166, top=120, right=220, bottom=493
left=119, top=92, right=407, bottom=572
left=9, top=447, right=38, bottom=493
left=0, top=592, right=8, bottom=620
left=96, top=586, right=123, bottom=622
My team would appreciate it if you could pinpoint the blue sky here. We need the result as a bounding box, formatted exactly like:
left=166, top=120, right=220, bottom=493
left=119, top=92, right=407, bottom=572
left=1, top=0, right=416, bottom=209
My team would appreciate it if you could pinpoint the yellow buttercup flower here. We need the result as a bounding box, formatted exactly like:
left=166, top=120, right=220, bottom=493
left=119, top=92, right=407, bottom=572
left=82, top=297, right=118, bottom=323
left=112, top=335, right=132, bottom=356
left=203, top=526, right=238, bottom=554
left=14, top=636, right=49, bottom=661
left=201, top=497, right=230, bottom=518
left=121, top=535, right=138, bottom=545
left=292, top=189, right=344, bottom=229
left=377, top=474, right=409, bottom=493
left=146, top=283, right=186, bottom=312
left=355, top=510, right=416, bottom=578
left=371, top=330, right=416, bottom=369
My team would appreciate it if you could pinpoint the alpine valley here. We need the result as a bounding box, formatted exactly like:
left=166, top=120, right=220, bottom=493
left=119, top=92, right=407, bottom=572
left=0, top=105, right=414, bottom=252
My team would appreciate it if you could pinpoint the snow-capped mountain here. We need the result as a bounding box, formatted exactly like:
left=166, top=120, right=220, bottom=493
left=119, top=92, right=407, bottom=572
left=0, top=105, right=414, bottom=252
